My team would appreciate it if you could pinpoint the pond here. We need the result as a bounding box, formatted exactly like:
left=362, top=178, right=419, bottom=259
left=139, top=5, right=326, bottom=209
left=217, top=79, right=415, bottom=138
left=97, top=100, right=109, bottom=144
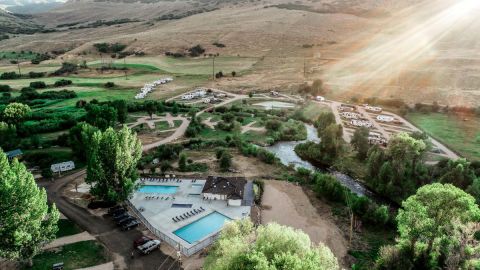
left=266, top=124, right=378, bottom=199
left=253, top=101, right=296, bottom=110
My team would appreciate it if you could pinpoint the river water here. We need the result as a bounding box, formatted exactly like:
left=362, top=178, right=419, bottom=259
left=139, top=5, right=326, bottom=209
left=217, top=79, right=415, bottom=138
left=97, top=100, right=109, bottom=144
left=265, top=124, right=377, bottom=198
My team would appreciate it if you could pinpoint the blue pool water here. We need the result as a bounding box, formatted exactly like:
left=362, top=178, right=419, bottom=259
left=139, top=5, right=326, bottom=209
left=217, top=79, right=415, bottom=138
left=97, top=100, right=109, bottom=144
left=173, top=212, right=231, bottom=244
left=171, top=203, right=192, bottom=208
left=138, top=185, right=178, bottom=194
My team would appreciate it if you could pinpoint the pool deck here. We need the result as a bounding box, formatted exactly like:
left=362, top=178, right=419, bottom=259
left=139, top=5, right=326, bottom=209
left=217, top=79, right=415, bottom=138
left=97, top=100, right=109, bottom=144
left=129, top=178, right=251, bottom=250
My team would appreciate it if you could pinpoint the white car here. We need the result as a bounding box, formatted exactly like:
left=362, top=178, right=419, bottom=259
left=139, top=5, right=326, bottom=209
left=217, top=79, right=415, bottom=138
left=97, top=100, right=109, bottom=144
left=137, top=239, right=161, bottom=255
left=315, top=96, right=325, bottom=101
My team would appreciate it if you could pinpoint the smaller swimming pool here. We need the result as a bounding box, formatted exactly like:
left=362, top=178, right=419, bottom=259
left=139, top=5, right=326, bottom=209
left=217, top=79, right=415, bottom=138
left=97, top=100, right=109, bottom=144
left=171, top=203, right=192, bottom=208
left=138, top=185, right=178, bottom=194
left=173, top=212, right=231, bottom=244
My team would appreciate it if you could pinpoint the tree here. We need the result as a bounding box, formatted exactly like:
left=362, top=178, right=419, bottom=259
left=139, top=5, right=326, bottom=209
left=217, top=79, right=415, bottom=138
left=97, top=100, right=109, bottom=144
left=391, top=183, right=480, bottom=269
left=318, top=124, right=344, bottom=164
left=0, top=149, right=59, bottom=266
left=145, top=101, right=156, bottom=119
left=351, top=126, right=370, bottom=159
left=112, top=100, right=128, bottom=123
left=2, top=103, right=30, bottom=124
left=179, top=152, right=187, bottom=171
left=219, top=152, right=232, bottom=171
left=204, top=219, right=339, bottom=270
left=231, top=71, right=236, bottom=77
left=314, top=111, right=336, bottom=134
left=85, top=125, right=142, bottom=202
left=0, top=121, right=18, bottom=149
left=386, top=132, right=426, bottom=178
left=68, top=122, right=98, bottom=162
left=85, top=104, right=117, bottom=130
left=311, top=79, right=324, bottom=95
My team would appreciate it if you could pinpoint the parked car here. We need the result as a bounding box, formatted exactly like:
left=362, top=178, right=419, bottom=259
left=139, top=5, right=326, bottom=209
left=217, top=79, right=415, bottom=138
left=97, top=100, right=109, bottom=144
left=137, top=240, right=161, bottom=255
left=133, top=236, right=153, bottom=248
left=113, top=212, right=129, bottom=221
left=108, top=205, right=124, bottom=215
left=116, top=215, right=135, bottom=226
left=111, top=208, right=126, bottom=217
left=122, top=219, right=140, bottom=231
left=316, top=96, right=325, bottom=101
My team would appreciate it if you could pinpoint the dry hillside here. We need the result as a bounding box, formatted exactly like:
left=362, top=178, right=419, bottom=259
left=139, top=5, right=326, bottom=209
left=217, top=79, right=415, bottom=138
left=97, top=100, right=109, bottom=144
left=1, top=0, right=480, bottom=106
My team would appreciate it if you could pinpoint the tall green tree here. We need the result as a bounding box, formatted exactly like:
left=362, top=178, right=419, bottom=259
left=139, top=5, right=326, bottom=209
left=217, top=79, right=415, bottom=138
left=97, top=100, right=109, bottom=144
left=68, top=122, right=98, bottom=162
left=204, top=219, right=339, bottom=270
left=378, top=183, right=480, bottom=269
left=85, top=104, right=117, bottom=130
left=314, top=111, right=335, bottom=134
left=351, top=126, right=370, bottom=159
left=86, top=125, right=142, bottom=202
left=0, top=149, right=59, bottom=266
left=2, top=102, right=30, bottom=124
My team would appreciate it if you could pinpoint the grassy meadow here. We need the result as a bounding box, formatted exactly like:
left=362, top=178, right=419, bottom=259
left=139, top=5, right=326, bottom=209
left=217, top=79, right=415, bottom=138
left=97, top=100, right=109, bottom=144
left=407, top=112, right=480, bottom=161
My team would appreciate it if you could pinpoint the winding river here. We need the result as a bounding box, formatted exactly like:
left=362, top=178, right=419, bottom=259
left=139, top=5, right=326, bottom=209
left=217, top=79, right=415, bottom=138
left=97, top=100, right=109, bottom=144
left=266, top=124, right=377, bottom=198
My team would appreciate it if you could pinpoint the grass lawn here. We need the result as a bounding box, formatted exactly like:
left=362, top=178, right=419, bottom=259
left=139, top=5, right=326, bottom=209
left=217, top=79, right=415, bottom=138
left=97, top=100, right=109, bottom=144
left=407, top=112, right=480, bottom=161
left=26, top=241, right=108, bottom=270
left=173, top=120, right=183, bottom=127
left=155, top=121, right=171, bottom=130
left=56, top=219, right=83, bottom=238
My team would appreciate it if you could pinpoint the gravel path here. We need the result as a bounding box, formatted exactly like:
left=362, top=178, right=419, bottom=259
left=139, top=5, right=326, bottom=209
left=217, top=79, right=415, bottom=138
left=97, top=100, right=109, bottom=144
left=43, top=231, right=95, bottom=250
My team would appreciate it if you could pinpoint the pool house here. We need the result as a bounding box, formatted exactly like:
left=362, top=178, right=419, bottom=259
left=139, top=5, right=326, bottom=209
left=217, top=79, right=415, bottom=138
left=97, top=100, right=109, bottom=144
left=128, top=176, right=253, bottom=256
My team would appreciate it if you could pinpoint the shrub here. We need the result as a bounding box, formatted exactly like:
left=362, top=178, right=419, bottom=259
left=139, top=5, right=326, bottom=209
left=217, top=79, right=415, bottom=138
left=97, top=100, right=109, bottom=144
left=52, top=62, right=77, bottom=76
left=28, top=71, right=45, bottom=78
left=104, top=82, right=115, bottom=88
left=0, top=85, right=11, bottom=92
left=54, top=79, right=72, bottom=87
left=29, top=81, right=47, bottom=89
left=188, top=45, right=205, bottom=57
left=0, top=72, right=20, bottom=80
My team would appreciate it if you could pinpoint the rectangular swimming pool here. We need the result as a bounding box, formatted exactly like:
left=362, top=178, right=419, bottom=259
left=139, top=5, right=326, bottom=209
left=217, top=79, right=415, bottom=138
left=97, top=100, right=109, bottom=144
left=138, top=185, right=178, bottom=194
left=173, top=212, right=231, bottom=244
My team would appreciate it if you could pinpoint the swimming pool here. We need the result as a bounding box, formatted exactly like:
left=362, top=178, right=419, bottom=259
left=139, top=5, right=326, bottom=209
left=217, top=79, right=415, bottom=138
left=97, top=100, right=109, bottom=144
left=173, top=212, right=231, bottom=244
left=138, top=185, right=178, bottom=194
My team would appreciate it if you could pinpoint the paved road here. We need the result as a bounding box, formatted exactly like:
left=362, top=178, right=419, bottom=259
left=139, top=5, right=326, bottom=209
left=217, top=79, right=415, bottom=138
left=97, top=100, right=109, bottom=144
left=43, top=171, right=181, bottom=270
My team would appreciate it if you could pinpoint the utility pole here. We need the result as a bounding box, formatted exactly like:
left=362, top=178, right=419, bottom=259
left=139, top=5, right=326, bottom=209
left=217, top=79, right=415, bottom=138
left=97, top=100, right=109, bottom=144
left=212, top=56, right=215, bottom=81
left=124, top=57, right=128, bottom=80
left=16, top=56, right=21, bottom=76
left=303, top=57, right=306, bottom=79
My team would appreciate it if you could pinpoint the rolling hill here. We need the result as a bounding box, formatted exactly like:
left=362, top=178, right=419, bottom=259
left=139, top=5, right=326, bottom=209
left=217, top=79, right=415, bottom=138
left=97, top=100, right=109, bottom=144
left=1, top=0, right=480, bottom=106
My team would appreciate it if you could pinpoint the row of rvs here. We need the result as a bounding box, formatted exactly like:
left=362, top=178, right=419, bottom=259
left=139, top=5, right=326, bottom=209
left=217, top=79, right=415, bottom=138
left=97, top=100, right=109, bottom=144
left=135, top=78, right=173, bottom=99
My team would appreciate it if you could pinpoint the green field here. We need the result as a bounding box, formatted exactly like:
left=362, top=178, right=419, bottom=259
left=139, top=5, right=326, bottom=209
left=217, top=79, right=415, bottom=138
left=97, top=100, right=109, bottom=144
left=0, top=51, right=39, bottom=60
left=408, top=112, right=480, bottom=160
left=26, top=241, right=108, bottom=270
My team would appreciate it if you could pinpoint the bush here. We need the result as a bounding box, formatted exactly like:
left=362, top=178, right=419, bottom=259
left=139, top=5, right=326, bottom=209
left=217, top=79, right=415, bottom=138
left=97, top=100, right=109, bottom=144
left=188, top=45, right=205, bottom=57
left=28, top=71, right=45, bottom=78
left=52, top=62, right=78, bottom=76
left=0, top=72, right=20, bottom=80
left=54, top=79, right=72, bottom=87
left=30, top=81, right=47, bottom=89
left=0, top=85, right=11, bottom=92
left=104, top=82, right=115, bottom=88
left=94, top=43, right=126, bottom=53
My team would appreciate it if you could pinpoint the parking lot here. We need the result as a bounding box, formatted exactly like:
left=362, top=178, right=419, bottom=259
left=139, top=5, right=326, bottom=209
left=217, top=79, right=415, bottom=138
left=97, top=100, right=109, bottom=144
left=318, top=100, right=459, bottom=160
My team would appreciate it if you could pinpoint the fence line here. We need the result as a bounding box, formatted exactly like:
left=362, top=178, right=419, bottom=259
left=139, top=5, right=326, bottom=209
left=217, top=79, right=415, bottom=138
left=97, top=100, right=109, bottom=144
left=126, top=200, right=219, bottom=256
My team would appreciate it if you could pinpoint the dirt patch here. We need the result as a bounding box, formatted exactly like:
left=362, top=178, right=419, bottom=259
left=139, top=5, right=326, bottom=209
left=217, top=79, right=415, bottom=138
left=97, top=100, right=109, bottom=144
left=261, top=180, right=348, bottom=264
